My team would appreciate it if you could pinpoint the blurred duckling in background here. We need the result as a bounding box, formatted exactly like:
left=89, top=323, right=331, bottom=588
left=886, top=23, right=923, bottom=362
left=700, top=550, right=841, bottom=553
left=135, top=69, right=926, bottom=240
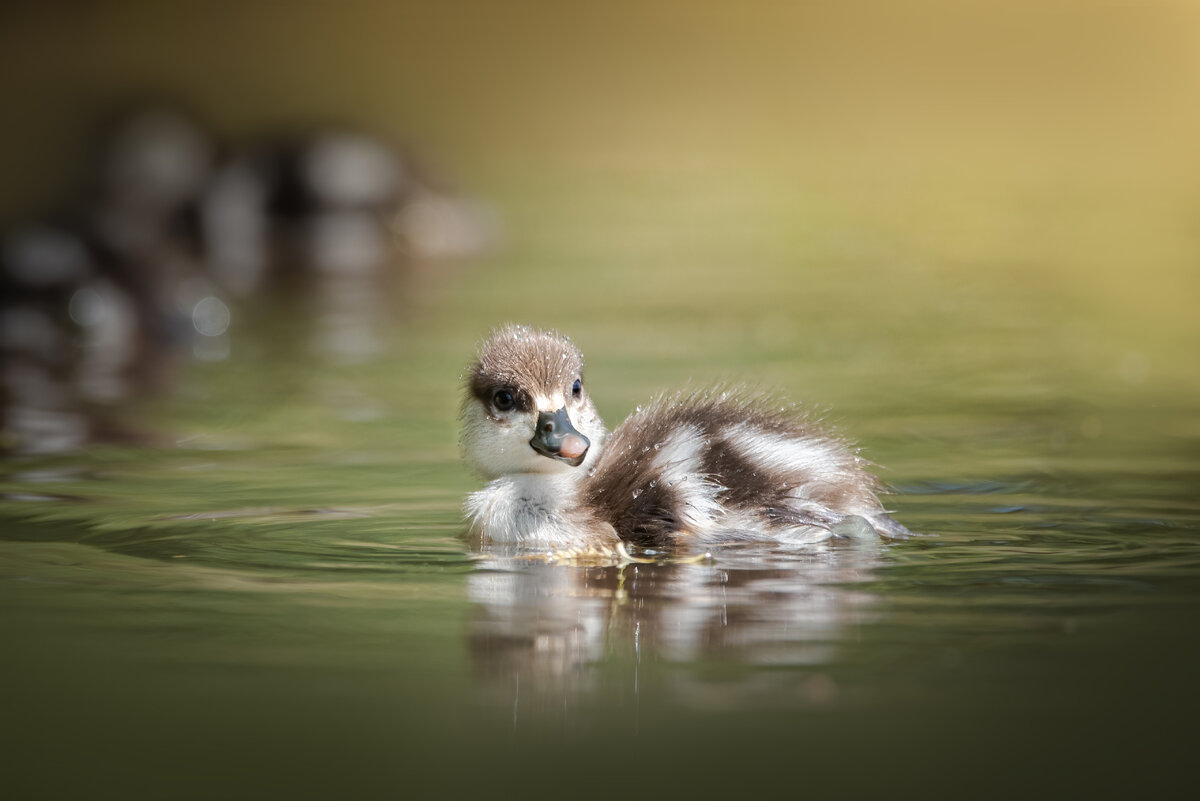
left=460, top=325, right=912, bottom=558
left=204, top=128, right=493, bottom=299
left=84, top=105, right=228, bottom=373
left=203, top=129, right=490, bottom=360
left=2, top=106, right=222, bottom=451
left=200, top=126, right=494, bottom=361
left=1, top=223, right=106, bottom=452
left=1, top=101, right=495, bottom=452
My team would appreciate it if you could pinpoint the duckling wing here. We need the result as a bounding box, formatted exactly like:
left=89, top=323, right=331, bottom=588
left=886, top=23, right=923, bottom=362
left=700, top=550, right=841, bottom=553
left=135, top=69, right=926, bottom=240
left=582, top=420, right=726, bottom=548
left=585, top=389, right=907, bottom=545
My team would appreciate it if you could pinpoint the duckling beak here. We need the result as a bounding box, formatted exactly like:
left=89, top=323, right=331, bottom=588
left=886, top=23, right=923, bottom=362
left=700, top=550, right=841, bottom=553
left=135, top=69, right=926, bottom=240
left=530, top=408, right=590, bottom=467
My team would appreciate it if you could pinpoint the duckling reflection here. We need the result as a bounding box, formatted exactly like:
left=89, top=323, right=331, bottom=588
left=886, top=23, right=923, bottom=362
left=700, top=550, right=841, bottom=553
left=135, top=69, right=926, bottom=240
left=467, top=542, right=882, bottom=714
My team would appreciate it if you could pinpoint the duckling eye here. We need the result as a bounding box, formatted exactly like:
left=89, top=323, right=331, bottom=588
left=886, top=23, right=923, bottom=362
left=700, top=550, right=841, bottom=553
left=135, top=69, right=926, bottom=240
left=492, top=390, right=515, bottom=412
left=572, top=379, right=582, bottom=398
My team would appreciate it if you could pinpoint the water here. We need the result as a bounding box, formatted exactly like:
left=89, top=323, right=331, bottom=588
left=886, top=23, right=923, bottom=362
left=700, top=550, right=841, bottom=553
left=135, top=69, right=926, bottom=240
left=3, top=142, right=1200, bottom=796
left=3, top=289, right=1198, bottom=798
left=6, top=3, right=1200, bottom=795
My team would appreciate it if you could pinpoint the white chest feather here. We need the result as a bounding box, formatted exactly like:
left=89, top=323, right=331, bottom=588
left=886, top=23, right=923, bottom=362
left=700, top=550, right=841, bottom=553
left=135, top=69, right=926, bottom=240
left=465, top=473, right=581, bottom=547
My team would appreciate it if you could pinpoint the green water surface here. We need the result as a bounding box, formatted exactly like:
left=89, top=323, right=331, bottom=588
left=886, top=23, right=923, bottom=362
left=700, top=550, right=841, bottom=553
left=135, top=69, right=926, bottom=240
left=3, top=175, right=1200, bottom=799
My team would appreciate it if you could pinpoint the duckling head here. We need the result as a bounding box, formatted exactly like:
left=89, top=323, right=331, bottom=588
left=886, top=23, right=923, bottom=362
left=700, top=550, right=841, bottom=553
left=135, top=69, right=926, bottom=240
left=460, top=325, right=607, bottom=479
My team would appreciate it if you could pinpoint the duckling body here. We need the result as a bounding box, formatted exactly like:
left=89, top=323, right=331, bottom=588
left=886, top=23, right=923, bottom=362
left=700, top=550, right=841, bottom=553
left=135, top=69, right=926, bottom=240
left=460, top=326, right=910, bottom=555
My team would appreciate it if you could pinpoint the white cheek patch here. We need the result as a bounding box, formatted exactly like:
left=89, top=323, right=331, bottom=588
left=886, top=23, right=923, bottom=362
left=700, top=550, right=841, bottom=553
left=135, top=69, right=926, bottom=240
left=462, top=406, right=544, bottom=477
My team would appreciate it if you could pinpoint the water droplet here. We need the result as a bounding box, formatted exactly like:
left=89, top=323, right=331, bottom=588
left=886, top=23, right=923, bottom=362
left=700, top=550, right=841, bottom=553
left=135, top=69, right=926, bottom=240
left=648, top=480, right=656, bottom=488
left=632, top=489, right=642, bottom=499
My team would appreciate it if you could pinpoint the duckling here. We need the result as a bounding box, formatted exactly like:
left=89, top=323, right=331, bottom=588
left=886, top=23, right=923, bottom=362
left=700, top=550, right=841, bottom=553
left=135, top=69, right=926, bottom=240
left=460, top=325, right=912, bottom=556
